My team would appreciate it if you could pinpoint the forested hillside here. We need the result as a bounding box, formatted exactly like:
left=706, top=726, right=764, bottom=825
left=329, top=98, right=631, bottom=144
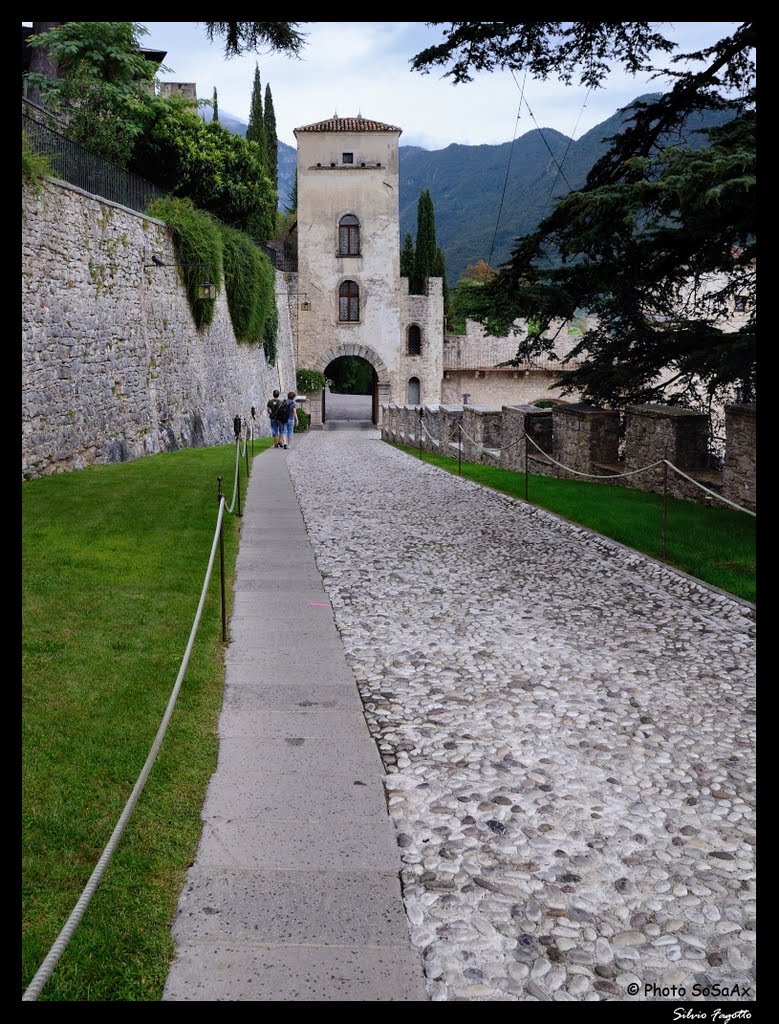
left=222, top=95, right=734, bottom=281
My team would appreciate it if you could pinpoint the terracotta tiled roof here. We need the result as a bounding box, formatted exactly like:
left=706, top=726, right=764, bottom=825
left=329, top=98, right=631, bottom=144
left=294, top=115, right=402, bottom=135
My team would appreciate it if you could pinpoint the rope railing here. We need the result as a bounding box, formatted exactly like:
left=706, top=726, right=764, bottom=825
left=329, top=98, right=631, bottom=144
left=23, top=494, right=229, bottom=1002
left=224, top=437, right=242, bottom=515
left=666, top=461, right=756, bottom=517
left=523, top=432, right=667, bottom=480
left=224, top=417, right=256, bottom=517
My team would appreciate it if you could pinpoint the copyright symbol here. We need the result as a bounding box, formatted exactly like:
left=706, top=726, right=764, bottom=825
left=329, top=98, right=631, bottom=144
left=627, top=983, right=640, bottom=996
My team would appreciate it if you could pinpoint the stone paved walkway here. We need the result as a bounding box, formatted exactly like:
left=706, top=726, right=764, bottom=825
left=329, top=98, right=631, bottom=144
left=285, top=427, right=756, bottom=1003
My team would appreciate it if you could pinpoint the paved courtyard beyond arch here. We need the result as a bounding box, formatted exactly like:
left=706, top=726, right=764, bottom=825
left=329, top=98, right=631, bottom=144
left=165, top=427, right=755, bottom=1003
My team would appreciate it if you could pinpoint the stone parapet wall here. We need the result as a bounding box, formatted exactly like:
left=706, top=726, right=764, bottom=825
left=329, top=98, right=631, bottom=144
left=623, top=405, right=711, bottom=501
left=552, top=405, right=621, bottom=478
left=22, top=178, right=296, bottom=479
left=418, top=404, right=441, bottom=451
left=723, top=404, right=756, bottom=512
left=461, top=406, right=503, bottom=463
left=499, top=406, right=553, bottom=472
left=382, top=402, right=755, bottom=512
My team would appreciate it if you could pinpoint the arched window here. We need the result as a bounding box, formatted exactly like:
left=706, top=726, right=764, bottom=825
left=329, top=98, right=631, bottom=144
left=339, top=280, right=359, bottom=322
left=338, top=215, right=360, bottom=256
left=407, top=377, right=421, bottom=405
left=407, top=324, right=422, bottom=356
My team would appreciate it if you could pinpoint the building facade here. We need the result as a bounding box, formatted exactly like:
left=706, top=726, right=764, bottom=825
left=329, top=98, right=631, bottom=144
left=294, top=115, right=443, bottom=422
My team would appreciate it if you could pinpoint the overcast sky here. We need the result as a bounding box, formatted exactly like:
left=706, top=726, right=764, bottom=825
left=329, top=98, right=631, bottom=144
left=135, top=22, right=739, bottom=150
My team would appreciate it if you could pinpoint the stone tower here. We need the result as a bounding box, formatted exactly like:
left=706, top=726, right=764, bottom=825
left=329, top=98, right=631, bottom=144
left=293, top=114, right=443, bottom=423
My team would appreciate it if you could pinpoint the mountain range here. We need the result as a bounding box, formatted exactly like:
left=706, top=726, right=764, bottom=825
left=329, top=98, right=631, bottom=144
left=214, top=95, right=734, bottom=284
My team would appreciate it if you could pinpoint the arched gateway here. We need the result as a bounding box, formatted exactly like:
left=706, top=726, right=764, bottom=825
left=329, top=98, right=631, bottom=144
left=312, top=343, right=390, bottom=425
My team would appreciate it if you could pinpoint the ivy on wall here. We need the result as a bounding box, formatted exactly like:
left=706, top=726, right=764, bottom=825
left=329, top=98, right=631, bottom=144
left=220, top=223, right=278, bottom=363
left=146, top=197, right=278, bottom=363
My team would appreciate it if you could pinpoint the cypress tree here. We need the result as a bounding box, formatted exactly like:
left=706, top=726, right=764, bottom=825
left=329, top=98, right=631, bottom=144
left=400, top=231, right=415, bottom=281
left=413, top=189, right=437, bottom=294
left=264, top=83, right=278, bottom=190
left=246, top=64, right=266, bottom=170
left=212, top=86, right=219, bottom=122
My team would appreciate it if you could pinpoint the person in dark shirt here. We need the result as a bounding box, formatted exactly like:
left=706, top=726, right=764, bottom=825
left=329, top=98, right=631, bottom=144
left=266, top=389, right=283, bottom=449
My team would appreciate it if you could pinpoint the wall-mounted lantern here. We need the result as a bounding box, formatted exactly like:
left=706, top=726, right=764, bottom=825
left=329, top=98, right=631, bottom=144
left=147, top=253, right=216, bottom=301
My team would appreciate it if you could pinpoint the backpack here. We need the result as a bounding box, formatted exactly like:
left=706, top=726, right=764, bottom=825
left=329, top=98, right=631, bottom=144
left=267, top=398, right=281, bottom=420
left=277, top=398, right=291, bottom=421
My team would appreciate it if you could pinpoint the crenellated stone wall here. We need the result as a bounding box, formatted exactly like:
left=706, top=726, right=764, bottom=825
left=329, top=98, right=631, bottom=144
left=499, top=405, right=553, bottom=473
left=550, top=405, right=621, bottom=480
left=22, top=178, right=297, bottom=478
left=723, top=404, right=756, bottom=512
left=623, top=405, right=712, bottom=502
left=382, top=402, right=756, bottom=512
left=461, top=406, right=503, bottom=463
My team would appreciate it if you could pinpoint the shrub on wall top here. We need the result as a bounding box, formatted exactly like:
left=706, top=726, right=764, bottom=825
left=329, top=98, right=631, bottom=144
left=146, top=197, right=222, bottom=329
left=22, top=134, right=51, bottom=195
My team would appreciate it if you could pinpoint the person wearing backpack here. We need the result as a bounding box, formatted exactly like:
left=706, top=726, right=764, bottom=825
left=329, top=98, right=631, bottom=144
left=279, top=390, right=298, bottom=450
left=266, top=389, right=283, bottom=449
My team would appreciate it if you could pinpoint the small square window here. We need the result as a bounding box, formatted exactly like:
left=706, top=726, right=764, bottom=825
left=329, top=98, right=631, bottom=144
left=735, top=295, right=748, bottom=312
left=342, top=152, right=354, bottom=164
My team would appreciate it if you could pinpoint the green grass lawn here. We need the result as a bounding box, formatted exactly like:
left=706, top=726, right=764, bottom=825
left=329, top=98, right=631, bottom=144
left=22, top=439, right=273, bottom=1001
left=390, top=443, right=756, bottom=604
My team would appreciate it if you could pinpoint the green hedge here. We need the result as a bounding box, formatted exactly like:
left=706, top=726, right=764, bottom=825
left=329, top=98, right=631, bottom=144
left=296, top=368, right=326, bottom=393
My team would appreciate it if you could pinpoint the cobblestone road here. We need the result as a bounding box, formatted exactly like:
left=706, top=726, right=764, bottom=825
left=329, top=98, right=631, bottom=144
left=285, top=429, right=756, bottom=1003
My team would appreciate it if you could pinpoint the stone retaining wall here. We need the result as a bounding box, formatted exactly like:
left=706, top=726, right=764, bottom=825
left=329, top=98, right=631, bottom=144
left=22, top=178, right=296, bottom=478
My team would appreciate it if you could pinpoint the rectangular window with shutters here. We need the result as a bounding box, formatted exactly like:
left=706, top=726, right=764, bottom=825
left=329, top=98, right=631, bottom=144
left=339, top=226, right=360, bottom=255
left=339, top=281, right=359, bottom=321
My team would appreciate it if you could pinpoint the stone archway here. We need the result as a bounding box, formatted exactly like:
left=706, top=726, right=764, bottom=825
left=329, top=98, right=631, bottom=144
left=312, top=343, right=391, bottom=426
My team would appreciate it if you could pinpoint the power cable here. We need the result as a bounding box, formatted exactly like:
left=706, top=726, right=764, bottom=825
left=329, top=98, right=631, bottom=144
left=511, top=70, right=575, bottom=193
left=539, top=86, right=593, bottom=222
left=487, top=69, right=527, bottom=272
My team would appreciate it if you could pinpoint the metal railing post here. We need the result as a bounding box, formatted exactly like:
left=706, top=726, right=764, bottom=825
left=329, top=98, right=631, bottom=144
left=217, top=476, right=227, bottom=643
left=524, top=432, right=529, bottom=501
left=458, top=421, right=462, bottom=476
left=236, top=441, right=242, bottom=518
left=245, top=419, right=249, bottom=479
left=662, top=457, right=669, bottom=562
